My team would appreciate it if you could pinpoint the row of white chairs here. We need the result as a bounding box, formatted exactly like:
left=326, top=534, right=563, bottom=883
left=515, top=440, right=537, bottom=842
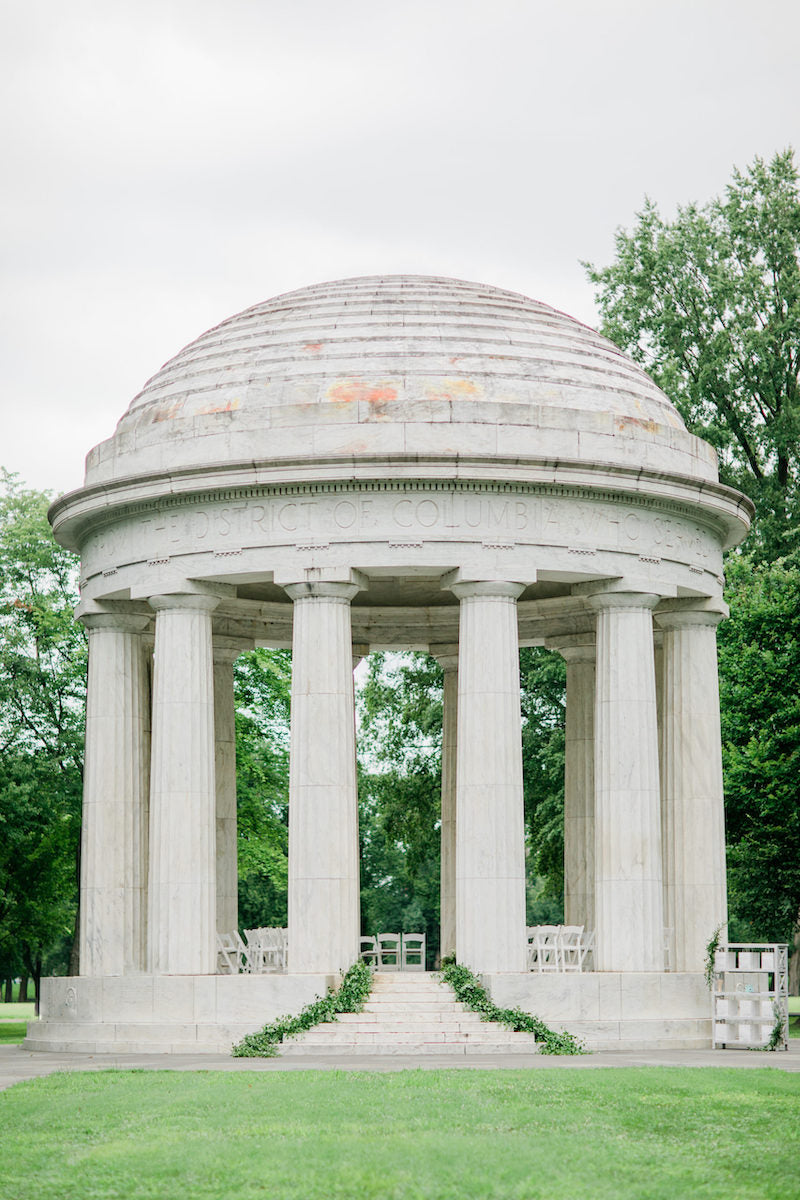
left=360, top=932, right=426, bottom=971
left=217, top=928, right=287, bottom=974
left=527, top=925, right=594, bottom=973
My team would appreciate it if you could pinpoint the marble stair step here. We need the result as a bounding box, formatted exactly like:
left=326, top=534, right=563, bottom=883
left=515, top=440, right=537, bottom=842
left=336, top=1011, right=484, bottom=1027
left=281, top=1035, right=540, bottom=1056
left=287, top=1030, right=538, bottom=1046
left=317, top=1019, right=488, bottom=1034
left=362, top=999, right=465, bottom=1011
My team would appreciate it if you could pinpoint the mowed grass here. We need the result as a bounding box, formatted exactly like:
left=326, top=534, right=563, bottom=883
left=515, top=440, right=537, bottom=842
left=1, top=1069, right=799, bottom=1199
left=0, top=1003, right=36, bottom=1045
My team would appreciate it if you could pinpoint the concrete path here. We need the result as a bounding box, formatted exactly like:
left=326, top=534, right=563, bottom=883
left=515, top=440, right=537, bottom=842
left=2, top=1040, right=799, bottom=1092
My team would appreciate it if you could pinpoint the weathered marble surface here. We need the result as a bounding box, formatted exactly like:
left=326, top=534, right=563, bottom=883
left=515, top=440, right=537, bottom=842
left=45, top=276, right=753, bottom=1054
left=488, top=972, right=711, bottom=1050
left=283, top=579, right=362, bottom=975
left=450, top=580, right=527, bottom=974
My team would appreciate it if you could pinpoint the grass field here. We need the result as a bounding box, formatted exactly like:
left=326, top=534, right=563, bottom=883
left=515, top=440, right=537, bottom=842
left=1, top=1068, right=798, bottom=1199
left=0, top=1002, right=35, bottom=1046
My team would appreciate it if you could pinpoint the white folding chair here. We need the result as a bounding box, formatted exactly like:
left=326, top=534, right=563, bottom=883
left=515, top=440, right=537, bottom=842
left=244, top=928, right=269, bottom=973
left=376, top=932, right=401, bottom=970
left=401, top=933, right=426, bottom=971
left=216, top=931, right=250, bottom=974
left=360, top=935, right=379, bottom=967
left=559, top=925, right=585, bottom=972
left=578, top=930, right=594, bottom=971
left=531, top=925, right=561, bottom=972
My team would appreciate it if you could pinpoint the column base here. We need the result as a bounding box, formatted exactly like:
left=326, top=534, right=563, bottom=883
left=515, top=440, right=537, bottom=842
left=24, top=973, right=336, bottom=1054
left=485, top=972, right=712, bottom=1050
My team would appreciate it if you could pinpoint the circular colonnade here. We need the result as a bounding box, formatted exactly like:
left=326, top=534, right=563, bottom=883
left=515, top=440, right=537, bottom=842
left=32, top=276, right=752, bottom=1052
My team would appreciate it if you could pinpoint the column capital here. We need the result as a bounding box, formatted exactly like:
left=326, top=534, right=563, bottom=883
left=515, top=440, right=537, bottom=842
left=654, top=598, right=728, bottom=630
left=149, top=593, right=221, bottom=614
left=80, top=612, right=151, bottom=634
left=442, top=573, right=526, bottom=602
left=274, top=567, right=367, bottom=596
left=282, top=580, right=362, bottom=603
left=545, top=632, right=596, bottom=664
left=212, top=637, right=252, bottom=665
left=585, top=590, right=660, bottom=613
left=430, top=642, right=459, bottom=672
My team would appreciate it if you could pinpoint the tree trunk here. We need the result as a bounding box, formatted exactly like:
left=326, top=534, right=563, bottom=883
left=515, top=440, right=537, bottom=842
left=2, top=978, right=11, bottom=1003
left=33, top=957, right=42, bottom=1017
left=18, top=975, right=28, bottom=1003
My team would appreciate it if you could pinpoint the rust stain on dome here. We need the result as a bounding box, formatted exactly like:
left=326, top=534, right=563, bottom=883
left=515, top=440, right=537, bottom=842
left=326, top=379, right=398, bottom=408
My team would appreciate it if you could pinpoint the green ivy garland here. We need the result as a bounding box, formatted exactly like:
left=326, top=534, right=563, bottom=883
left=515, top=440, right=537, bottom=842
left=704, top=923, right=726, bottom=990
left=232, top=959, right=373, bottom=1057
left=438, top=956, right=585, bottom=1055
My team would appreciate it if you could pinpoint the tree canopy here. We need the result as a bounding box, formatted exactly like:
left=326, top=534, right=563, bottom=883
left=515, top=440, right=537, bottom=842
left=0, top=472, right=85, bottom=1002
left=586, top=149, right=800, bottom=559
left=587, top=150, right=800, bottom=970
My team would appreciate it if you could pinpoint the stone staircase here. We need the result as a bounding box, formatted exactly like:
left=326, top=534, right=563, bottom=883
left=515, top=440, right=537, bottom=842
left=279, top=970, right=540, bottom=1056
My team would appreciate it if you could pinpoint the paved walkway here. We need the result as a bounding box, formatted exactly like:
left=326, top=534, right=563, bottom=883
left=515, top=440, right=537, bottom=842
left=2, top=1041, right=799, bottom=1092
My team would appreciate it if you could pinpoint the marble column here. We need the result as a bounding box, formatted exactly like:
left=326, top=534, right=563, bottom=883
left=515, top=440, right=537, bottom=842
left=431, top=644, right=458, bottom=961
left=552, top=635, right=596, bottom=932
left=214, top=645, right=240, bottom=936
left=588, top=592, right=664, bottom=972
left=656, top=609, right=727, bottom=973
left=284, top=581, right=362, bottom=974
left=147, top=594, right=219, bottom=975
left=80, top=614, right=151, bottom=976
left=449, top=582, right=527, bottom=974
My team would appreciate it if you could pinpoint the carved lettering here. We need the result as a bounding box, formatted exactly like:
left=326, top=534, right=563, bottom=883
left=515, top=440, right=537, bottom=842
left=334, top=500, right=357, bottom=529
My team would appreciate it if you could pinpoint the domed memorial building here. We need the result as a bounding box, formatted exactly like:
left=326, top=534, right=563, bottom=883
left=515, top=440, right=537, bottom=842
left=35, top=276, right=752, bottom=1052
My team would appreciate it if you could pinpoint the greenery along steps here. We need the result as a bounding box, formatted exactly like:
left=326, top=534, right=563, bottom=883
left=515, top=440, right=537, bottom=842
left=232, top=957, right=584, bottom=1057
left=438, top=956, right=585, bottom=1055
left=232, top=959, right=372, bottom=1057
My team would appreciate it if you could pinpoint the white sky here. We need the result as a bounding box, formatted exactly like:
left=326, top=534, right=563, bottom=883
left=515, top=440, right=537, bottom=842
left=1, top=0, right=797, bottom=497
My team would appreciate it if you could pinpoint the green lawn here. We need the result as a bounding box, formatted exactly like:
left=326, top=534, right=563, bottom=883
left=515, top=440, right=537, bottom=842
left=1, top=1069, right=798, bottom=1199
left=0, top=1003, right=35, bottom=1045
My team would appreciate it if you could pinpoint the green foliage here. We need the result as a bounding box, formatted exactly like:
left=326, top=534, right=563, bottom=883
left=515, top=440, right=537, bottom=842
left=520, top=647, right=566, bottom=910
left=358, top=650, right=569, bottom=941
left=764, top=1002, right=787, bottom=1052
left=357, top=653, right=443, bottom=963
left=586, top=149, right=800, bottom=559
left=231, top=959, right=372, bottom=1057
left=439, top=955, right=584, bottom=1055
left=719, top=552, right=800, bottom=944
left=704, top=923, right=727, bottom=990
left=0, top=471, right=84, bottom=991
left=233, top=648, right=291, bottom=930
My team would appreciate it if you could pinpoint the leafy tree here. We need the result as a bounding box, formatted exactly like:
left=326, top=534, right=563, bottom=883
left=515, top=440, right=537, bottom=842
left=0, top=472, right=84, bottom=1005
left=586, top=149, right=800, bottom=558
left=520, top=647, right=566, bottom=919
left=587, top=154, right=800, bottom=975
left=718, top=552, right=800, bottom=975
left=234, top=648, right=291, bottom=931
left=357, top=653, right=442, bottom=964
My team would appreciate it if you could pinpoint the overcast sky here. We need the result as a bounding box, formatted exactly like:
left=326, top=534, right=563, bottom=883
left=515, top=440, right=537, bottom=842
left=2, top=0, right=797, bottom=497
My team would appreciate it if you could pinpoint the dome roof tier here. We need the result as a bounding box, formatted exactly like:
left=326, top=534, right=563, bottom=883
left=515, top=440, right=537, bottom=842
left=85, top=275, right=717, bottom=487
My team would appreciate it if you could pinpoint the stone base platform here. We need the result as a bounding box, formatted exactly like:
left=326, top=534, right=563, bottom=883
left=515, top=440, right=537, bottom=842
left=486, top=971, right=711, bottom=1050
left=24, top=973, right=336, bottom=1054
left=24, top=971, right=713, bottom=1054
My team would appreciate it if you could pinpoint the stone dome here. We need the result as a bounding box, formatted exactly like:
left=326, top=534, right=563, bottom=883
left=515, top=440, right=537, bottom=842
left=85, top=275, right=717, bottom=488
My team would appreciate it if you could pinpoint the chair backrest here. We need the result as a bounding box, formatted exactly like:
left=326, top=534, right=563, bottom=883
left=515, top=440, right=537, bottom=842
left=377, top=932, right=401, bottom=969
left=359, top=936, right=379, bottom=965
left=401, top=933, right=426, bottom=971
left=216, top=932, right=241, bottom=974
